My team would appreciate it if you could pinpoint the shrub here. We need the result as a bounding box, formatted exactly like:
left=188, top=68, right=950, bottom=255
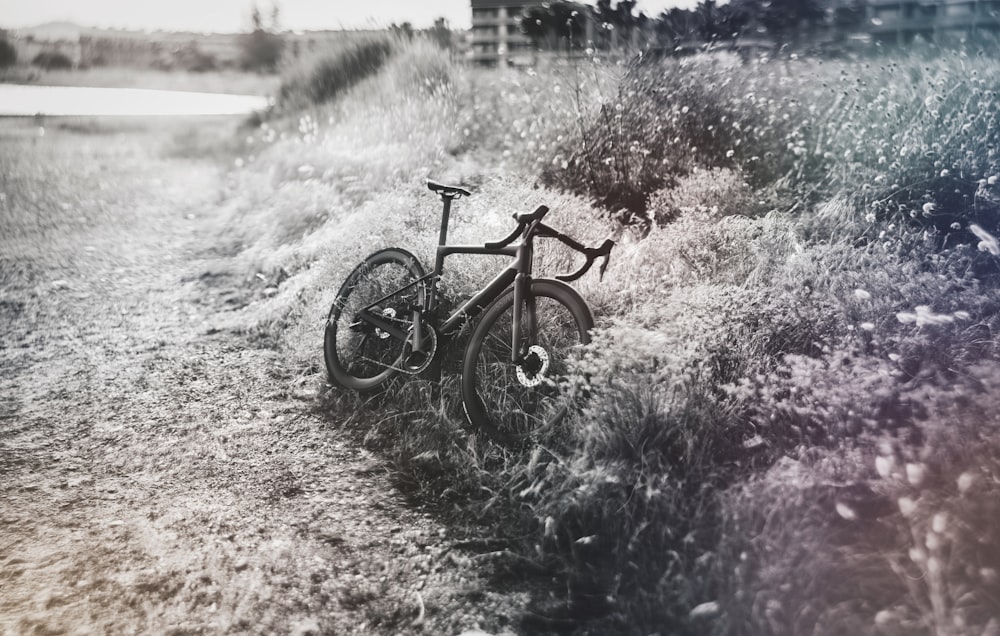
left=0, top=36, right=16, bottom=68
left=31, top=51, right=73, bottom=70
left=276, top=35, right=396, bottom=111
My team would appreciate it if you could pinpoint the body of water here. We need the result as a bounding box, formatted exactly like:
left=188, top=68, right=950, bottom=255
left=0, top=84, right=270, bottom=117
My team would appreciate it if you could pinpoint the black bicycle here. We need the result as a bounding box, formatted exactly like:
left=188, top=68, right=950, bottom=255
left=324, top=180, right=613, bottom=445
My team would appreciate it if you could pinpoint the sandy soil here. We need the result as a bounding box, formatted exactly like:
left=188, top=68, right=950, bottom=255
left=0, top=119, right=523, bottom=635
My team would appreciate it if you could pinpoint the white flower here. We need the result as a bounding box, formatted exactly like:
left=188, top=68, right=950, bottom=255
left=836, top=502, right=858, bottom=521
left=926, top=532, right=941, bottom=551
left=957, top=471, right=975, bottom=493
left=875, top=455, right=893, bottom=478
left=689, top=601, right=721, bottom=619
left=970, top=223, right=1000, bottom=256
left=932, top=513, right=948, bottom=534
left=898, top=496, right=917, bottom=517
left=906, top=463, right=926, bottom=486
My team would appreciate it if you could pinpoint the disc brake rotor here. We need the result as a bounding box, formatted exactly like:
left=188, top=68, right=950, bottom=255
left=516, top=345, right=550, bottom=387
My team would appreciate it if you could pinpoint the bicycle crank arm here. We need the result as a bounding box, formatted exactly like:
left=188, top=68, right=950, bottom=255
left=356, top=309, right=409, bottom=342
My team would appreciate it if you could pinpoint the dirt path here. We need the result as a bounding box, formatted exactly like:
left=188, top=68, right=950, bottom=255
left=0, top=119, right=521, bottom=635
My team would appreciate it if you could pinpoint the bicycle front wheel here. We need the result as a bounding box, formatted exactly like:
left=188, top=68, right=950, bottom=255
left=324, top=248, right=425, bottom=391
left=462, top=279, right=594, bottom=446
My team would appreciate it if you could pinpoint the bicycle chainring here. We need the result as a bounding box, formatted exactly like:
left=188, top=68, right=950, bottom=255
left=400, top=322, right=438, bottom=375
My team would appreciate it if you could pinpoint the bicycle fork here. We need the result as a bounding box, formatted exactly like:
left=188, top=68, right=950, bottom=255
left=511, top=272, right=536, bottom=364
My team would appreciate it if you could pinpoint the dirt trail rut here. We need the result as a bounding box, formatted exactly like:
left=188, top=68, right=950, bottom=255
left=0, top=120, right=520, bottom=635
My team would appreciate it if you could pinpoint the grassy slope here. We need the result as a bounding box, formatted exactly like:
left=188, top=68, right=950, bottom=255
left=219, top=39, right=1000, bottom=635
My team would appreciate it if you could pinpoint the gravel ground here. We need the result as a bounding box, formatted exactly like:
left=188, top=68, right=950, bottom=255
left=0, top=118, right=525, bottom=636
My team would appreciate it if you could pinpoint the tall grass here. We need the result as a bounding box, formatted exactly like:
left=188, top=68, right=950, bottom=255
left=215, top=39, right=1000, bottom=635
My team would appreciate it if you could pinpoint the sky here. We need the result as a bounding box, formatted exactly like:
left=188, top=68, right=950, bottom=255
left=1, top=0, right=699, bottom=33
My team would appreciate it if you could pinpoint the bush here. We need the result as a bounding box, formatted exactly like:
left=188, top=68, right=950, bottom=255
left=240, top=29, right=283, bottom=72
left=0, top=36, right=16, bottom=68
left=275, top=35, right=396, bottom=111
left=539, top=51, right=1000, bottom=243
left=31, top=51, right=73, bottom=70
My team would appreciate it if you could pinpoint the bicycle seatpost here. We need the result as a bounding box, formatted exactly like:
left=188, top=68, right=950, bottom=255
left=438, top=194, right=453, bottom=247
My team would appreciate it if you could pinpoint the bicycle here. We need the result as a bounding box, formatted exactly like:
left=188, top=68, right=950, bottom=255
left=323, top=180, right=614, bottom=445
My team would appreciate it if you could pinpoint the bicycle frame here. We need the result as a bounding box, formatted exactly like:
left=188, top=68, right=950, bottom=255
left=356, top=195, right=539, bottom=365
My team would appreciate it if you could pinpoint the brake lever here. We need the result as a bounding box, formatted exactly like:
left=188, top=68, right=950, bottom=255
left=555, top=239, right=615, bottom=283
left=596, top=239, right=614, bottom=281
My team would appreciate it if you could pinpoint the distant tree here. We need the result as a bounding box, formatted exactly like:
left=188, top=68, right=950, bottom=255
left=592, top=0, right=616, bottom=49
left=521, top=6, right=550, bottom=50
left=0, top=35, right=16, bottom=68
left=519, top=2, right=586, bottom=52
left=714, top=0, right=757, bottom=41
left=240, top=2, right=284, bottom=72
left=391, top=22, right=414, bottom=40
left=654, top=8, right=697, bottom=44
left=32, top=51, right=73, bottom=70
left=754, top=0, right=826, bottom=46
left=428, top=17, right=453, bottom=49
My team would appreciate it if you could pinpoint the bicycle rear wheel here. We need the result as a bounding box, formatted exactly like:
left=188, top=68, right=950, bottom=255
left=461, top=279, right=594, bottom=446
left=324, top=248, right=425, bottom=391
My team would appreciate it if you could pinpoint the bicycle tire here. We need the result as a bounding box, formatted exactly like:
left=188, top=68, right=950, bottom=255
left=461, top=279, right=594, bottom=446
left=324, top=248, right=426, bottom=391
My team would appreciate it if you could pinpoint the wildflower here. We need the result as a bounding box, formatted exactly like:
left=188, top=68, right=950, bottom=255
left=875, top=455, right=893, bottom=478
left=922, top=202, right=937, bottom=216
left=957, top=471, right=975, bottom=493
left=897, top=306, right=954, bottom=326
left=932, top=513, right=947, bottom=534
left=906, top=463, right=926, bottom=486
left=898, top=496, right=917, bottom=517
left=860, top=322, right=875, bottom=331
left=989, top=175, right=998, bottom=185
left=544, top=516, right=556, bottom=538
left=970, top=223, right=1000, bottom=255
left=951, top=222, right=962, bottom=230
left=874, top=610, right=895, bottom=627
left=909, top=546, right=926, bottom=562
left=689, top=601, right=721, bottom=619
left=836, top=502, right=858, bottom=521
left=926, top=532, right=941, bottom=551
left=940, top=169, right=950, bottom=177
left=927, top=557, right=941, bottom=575
left=854, top=288, right=871, bottom=301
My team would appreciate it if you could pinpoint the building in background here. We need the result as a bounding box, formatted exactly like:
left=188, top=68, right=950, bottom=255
left=469, top=0, right=536, bottom=66
left=469, top=0, right=600, bottom=67
left=828, top=0, right=1000, bottom=45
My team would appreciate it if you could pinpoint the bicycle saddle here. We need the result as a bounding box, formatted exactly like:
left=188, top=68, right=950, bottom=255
left=426, top=179, right=471, bottom=198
